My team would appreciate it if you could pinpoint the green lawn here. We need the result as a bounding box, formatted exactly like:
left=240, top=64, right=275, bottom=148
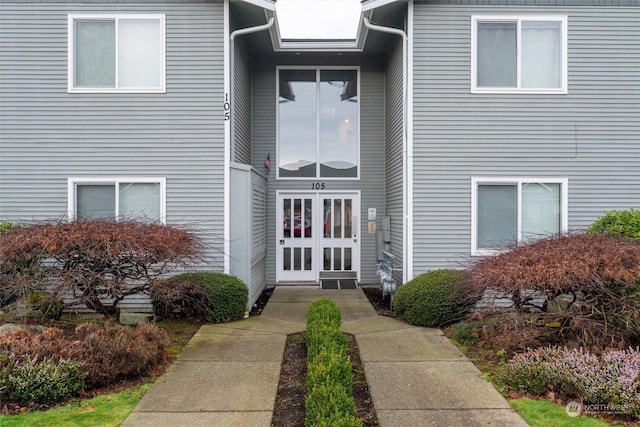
left=0, top=383, right=152, bottom=427
left=510, top=398, right=619, bottom=427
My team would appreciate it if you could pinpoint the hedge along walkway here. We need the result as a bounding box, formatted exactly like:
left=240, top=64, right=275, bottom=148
left=122, top=287, right=529, bottom=427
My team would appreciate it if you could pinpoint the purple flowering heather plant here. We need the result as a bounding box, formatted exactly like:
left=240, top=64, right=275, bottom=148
left=503, top=346, right=640, bottom=419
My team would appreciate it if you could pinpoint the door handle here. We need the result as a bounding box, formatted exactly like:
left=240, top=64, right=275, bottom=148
left=280, top=240, right=285, bottom=245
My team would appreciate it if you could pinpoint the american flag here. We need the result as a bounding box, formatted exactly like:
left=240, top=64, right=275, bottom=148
left=264, top=153, right=271, bottom=171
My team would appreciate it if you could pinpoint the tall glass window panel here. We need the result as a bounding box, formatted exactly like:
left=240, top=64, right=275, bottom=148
left=477, top=185, right=517, bottom=249
left=119, top=182, right=161, bottom=221
left=77, top=185, right=115, bottom=220
left=75, top=21, right=115, bottom=87
left=319, top=70, right=358, bottom=177
left=521, top=183, right=560, bottom=241
left=119, top=19, right=161, bottom=88
left=477, top=22, right=517, bottom=87
left=522, top=21, right=561, bottom=89
left=279, top=70, right=317, bottom=177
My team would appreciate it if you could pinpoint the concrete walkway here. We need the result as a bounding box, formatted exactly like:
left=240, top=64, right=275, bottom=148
left=122, top=287, right=528, bottom=427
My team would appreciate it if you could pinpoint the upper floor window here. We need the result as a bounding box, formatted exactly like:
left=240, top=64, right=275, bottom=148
left=277, top=68, right=359, bottom=179
left=68, top=14, right=166, bottom=93
left=471, top=177, right=568, bottom=255
left=471, top=16, right=567, bottom=94
left=68, top=178, right=166, bottom=223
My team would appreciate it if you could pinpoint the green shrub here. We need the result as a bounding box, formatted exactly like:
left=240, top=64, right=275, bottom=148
left=588, top=208, right=640, bottom=242
left=305, top=384, right=361, bottom=427
left=394, top=269, right=477, bottom=327
left=0, top=221, right=16, bottom=234
left=306, top=348, right=353, bottom=391
left=305, top=298, right=362, bottom=427
left=307, top=298, right=341, bottom=328
left=156, top=272, right=248, bottom=322
left=1, top=356, right=86, bottom=405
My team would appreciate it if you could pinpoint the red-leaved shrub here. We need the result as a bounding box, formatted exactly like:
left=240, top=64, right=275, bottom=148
left=468, top=233, right=640, bottom=347
left=0, top=221, right=200, bottom=318
left=0, top=322, right=169, bottom=389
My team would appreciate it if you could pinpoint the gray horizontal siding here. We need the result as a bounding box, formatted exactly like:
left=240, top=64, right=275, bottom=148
left=0, top=3, right=226, bottom=275
left=412, top=4, right=640, bottom=273
left=385, top=36, right=405, bottom=274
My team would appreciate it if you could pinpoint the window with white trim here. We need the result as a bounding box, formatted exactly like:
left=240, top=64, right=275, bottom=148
left=471, top=178, right=568, bottom=255
left=68, top=14, right=166, bottom=93
left=68, top=178, right=166, bottom=223
left=277, top=67, right=359, bottom=179
left=471, top=16, right=567, bottom=94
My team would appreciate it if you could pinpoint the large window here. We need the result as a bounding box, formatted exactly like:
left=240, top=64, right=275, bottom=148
left=471, top=178, right=568, bottom=255
left=68, top=14, right=165, bottom=93
left=68, top=178, right=166, bottom=223
left=471, top=16, right=567, bottom=94
left=277, top=68, right=359, bottom=179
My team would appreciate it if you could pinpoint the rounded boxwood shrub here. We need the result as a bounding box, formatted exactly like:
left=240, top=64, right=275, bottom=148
left=588, top=208, right=640, bottom=242
left=158, top=272, right=248, bottom=322
left=394, top=269, right=477, bottom=327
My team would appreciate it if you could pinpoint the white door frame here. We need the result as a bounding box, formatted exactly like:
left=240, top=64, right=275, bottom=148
left=276, top=191, right=360, bottom=283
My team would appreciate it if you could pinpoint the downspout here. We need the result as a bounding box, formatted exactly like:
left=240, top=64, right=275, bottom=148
left=229, top=17, right=275, bottom=162
left=362, top=16, right=409, bottom=284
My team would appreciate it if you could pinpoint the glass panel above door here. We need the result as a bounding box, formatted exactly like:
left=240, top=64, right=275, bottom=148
left=277, top=68, right=359, bottom=179
left=320, top=70, right=358, bottom=177
left=278, top=70, right=317, bottom=177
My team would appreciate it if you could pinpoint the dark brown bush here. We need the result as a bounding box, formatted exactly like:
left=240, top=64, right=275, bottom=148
left=468, top=233, right=640, bottom=347
left=0, top=221, right=200, bottom=318
left=0, top=322, right=169, bottom=389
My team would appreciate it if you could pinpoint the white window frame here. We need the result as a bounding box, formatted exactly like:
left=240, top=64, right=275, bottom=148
left=276, top=66, right=361, bottom=180
left=67, top=177, right=167, bottom=223
left=67, top=14, right=166, bottom=93
left=471, top=177, right=568, bottom=256
left=471, top=15, right=568, bottom=94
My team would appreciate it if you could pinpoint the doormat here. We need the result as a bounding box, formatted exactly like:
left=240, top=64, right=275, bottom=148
left=321, top=279, right=357, bottom=290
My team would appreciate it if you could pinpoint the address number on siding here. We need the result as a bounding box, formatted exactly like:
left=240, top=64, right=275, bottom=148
left=311, top=183, right=326, bottom=190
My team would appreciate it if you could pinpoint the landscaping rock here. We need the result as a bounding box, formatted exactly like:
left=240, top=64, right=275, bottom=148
left=120, top=312, right=154, bottom=325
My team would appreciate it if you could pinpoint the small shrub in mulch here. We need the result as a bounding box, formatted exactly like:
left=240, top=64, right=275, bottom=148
left=588, top=208, right=640, bottom=242
left=0, top=322, right=170, bottom=408
left=394, top=269, right=480, bottom=327
left=153, top=272, right=248, bottom=322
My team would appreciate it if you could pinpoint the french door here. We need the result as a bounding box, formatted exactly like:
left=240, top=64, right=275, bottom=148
left=276, top=192, right=359, bottom=282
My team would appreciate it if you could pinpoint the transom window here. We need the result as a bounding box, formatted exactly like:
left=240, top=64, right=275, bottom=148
left=471, top=16, right=567, bottom=94
left=277, top=68, right=359, bottom=179
left=68, top=178, right=166, bottom=223
left=68, top=14, right=166, bottom=93
left=471, top=178, right=568, bottom=255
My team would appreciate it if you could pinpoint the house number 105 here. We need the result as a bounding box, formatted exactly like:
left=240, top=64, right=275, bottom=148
left=311, top=182, right=326, bottom=190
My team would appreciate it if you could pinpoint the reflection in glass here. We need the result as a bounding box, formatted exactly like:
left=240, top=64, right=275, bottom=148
left=77, top=184, right=115, bottom=220
left=344, top=199, right=352, bottom=237
left=279, top=70, right=316, bottom=177
left=320, top=70, right=358, bottom=177
left=304, top=198, right=312, bottom=238
left=324, top=248, right=331, bottom=270
left=304, top=248, right=312, bottom=271
left=294, top=248, right=301, bottom=270
left=334, top=199, right=342, bottom=238
left=334, top=248, right=341, bottom=270
left=119, top=182, right=160, bottom=221
left=323, top=199, right=332, bottom=237
left=283, top=247, right=291, bottom=271
left=283, top=198, right=291, bottom=238
left=477, top=185, right=517, bottom=249
left=344, top=248, right=352, bottom=271
left=522, top=183, right=560, bottom=240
